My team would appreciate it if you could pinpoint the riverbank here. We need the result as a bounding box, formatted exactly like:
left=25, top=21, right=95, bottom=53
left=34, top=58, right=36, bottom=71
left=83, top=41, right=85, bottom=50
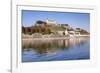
left=22, top=34, right=90, bottom=40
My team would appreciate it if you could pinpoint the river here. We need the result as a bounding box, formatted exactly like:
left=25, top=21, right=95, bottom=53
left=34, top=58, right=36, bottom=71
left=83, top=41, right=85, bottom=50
left=22, top=37, right=90, bottom=62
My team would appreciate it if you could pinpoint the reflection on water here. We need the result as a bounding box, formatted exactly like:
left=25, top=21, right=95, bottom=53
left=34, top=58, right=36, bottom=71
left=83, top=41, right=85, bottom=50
left=22, top=37, right=90, bottom=62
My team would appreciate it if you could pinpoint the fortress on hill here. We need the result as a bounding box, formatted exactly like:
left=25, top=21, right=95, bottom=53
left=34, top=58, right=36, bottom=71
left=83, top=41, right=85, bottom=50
left=22, top=19, right=89, bottom=38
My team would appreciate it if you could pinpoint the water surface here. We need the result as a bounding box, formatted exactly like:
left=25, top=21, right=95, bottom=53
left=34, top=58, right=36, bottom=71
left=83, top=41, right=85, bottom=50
left=22, top=37, right=90, bottom=62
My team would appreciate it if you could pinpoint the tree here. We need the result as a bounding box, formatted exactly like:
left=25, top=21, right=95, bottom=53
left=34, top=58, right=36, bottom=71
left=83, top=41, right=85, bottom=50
left=22, top=26, right=25, bottom=34
left=63, top=31, right=65, bottom=35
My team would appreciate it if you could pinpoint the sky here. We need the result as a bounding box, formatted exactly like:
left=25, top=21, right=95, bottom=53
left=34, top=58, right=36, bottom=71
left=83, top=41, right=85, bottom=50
left=22, top=10, right=90, bottom=32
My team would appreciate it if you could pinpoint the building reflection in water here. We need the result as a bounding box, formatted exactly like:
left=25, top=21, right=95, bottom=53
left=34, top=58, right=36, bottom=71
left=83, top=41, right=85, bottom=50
left=22, top=37, right=89, bottom=55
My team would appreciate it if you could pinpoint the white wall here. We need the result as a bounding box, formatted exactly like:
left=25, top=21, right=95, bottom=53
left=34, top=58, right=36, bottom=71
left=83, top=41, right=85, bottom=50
left=0, top=0, right=99, bottom=73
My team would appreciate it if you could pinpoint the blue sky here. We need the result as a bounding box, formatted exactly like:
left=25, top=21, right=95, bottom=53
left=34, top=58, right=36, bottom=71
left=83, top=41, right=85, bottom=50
left=22, top=10, right=90, bottom=32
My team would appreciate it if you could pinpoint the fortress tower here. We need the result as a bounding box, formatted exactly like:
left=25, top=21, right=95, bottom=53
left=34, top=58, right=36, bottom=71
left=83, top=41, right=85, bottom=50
left=46, top=18, right=57, bottom=25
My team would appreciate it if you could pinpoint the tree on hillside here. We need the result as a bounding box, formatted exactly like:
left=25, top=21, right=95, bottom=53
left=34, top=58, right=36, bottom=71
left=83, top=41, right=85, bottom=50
left=22, top=26, right=25, bottom=34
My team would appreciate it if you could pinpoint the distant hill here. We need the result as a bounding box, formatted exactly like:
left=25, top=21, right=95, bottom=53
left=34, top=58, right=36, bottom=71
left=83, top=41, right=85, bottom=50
left=75, top=28, right=90, bottom=35
left=22, top=20, right=89, bottom=35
